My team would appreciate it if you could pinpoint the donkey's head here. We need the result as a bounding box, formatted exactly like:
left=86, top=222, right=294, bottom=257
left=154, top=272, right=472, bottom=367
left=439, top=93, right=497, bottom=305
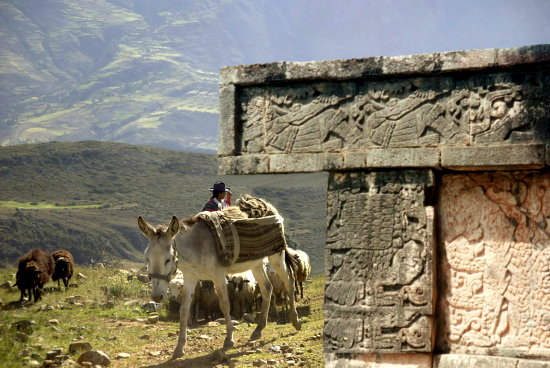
left=138, top=216, right=179, bottom=302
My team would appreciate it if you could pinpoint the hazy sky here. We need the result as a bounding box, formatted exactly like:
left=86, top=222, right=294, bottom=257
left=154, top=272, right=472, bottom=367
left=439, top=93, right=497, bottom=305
left=257, top=0, right=550, bottom=63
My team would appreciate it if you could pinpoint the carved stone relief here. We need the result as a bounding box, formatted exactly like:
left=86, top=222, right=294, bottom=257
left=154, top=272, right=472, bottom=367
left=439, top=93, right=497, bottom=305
left=437, top=171, right=550, bottom=358
left=324, top=170, right=434, bottom=354
left=237, top=70, right=549, bottom=154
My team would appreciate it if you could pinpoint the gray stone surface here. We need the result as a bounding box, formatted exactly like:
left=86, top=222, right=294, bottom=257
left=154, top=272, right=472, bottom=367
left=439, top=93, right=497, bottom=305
left=441, top=143, right=546, bottom=170
left=434, top=354, right=550, bottom=368
left=324, top=171, right=434, bottom=354
left=220, top=45, right=550, bottom=86
left=219, top=44, right=550, bottom=174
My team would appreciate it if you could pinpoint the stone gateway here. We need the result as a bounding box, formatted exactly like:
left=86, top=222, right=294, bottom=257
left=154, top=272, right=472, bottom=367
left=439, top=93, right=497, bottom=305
left=218, top=44, right=550, bottom=368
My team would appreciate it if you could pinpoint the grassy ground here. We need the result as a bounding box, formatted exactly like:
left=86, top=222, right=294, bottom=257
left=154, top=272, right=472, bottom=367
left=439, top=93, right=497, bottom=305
left=0, top=264, right=325, bottom=367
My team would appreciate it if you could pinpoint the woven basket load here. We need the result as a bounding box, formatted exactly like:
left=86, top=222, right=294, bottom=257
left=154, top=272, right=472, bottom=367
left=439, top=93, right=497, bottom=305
left=196, top=195, right=287, bottom=266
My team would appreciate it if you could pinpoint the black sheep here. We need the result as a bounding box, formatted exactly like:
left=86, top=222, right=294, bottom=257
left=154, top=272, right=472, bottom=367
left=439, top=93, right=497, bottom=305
left=51, top=250, right=75, bottom=290
left=15, top=249, right=54, bottom=303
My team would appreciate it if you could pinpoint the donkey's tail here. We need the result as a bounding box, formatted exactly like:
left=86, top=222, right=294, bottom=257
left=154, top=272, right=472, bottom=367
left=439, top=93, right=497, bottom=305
left=284, top=248, right=299, bottom=282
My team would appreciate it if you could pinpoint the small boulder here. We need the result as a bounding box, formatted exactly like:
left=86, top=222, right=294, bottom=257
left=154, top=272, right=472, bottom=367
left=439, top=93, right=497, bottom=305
left=11, top=320, right=36, bottom=335
left=142, top=301, right=158, bottom=312
left=68, top=342, right=92, bottom=354
left=115, top=352, right=131, bottom=359
left=0, top=280, right=13, bottom=289
left=77, top=350, right=110, bottom=366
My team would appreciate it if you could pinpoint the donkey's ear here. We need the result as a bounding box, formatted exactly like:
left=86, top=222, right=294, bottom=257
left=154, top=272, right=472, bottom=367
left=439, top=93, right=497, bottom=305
left=168, top=216, right=180, bottom=237
left=138, top=216, right=155, bottom=238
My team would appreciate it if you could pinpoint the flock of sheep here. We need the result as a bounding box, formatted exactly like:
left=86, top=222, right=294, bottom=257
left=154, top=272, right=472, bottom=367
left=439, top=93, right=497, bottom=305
left=168, top=247, right=312, bottom=323
left=11, top=245, right=311, bottom=325
left=14, top=248, right=75, bottom=303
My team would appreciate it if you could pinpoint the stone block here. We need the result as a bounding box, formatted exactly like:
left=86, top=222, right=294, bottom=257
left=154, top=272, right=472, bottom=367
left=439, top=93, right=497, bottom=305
left=218, top=155, right=269, bottom=175
left=441, top=144, right=545, bottom=170
left=366, top=148, right=440, bottom=168
left=269, top=153, right=343, bottom=173
left=218, top=84, right=236, bottom=156
left=325, top=353, right=432, bottom=368
left=434, top=354, right=550, bottom=368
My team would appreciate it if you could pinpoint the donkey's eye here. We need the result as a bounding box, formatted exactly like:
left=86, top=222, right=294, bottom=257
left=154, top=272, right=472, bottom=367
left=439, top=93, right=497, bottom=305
left=165, top=259, right=171, bottom=266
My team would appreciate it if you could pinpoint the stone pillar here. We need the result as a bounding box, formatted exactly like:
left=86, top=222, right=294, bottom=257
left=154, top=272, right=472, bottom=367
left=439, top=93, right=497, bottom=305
left=324, top=170, right=435, bottom=367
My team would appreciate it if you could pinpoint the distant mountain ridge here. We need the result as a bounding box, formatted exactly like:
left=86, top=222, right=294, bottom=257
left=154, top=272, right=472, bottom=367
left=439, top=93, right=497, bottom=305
left=0, top=141, right=326, bottom=273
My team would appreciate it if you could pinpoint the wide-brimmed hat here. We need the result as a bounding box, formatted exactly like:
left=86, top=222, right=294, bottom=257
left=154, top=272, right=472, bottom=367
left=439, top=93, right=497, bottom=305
left=209, top=181, right=231, bottom=193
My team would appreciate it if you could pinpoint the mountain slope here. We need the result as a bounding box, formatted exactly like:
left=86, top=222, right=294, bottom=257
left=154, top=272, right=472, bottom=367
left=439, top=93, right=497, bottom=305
left=0, top=141, right=327, bottom=273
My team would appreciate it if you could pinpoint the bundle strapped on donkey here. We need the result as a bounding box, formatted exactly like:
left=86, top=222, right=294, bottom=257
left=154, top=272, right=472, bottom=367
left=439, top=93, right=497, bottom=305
left=197, top=199, right=287, bottom=266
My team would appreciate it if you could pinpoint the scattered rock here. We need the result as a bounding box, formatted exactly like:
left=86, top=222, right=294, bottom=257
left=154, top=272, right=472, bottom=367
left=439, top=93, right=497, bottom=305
left=48, top=319, right=59, bottom=325
left=267, top=359, right=278, bottom=365
left=253, top=359, right=267, bottom=367
left=207, top=321, right=221, bottom=327
left=199, top=335, right=213, bottom=340
left=142, top=301, right=159, bottom=312
left=62, top=359, right=80, bottom=367
left=68, top=342, right=92, bottom=354
left=268, top=345, right=282, bottom=353
left=148, top=351, right=161, bottom=357
left=77, top=350, right=110, bottom=366
left=11, top=320, right=36, bottom=335
left=139, top=334, right=151, bottom=340
left=26, top=360, right=41, bottom=367
left=0, top=280, right=14, bottom=289
left=167, top=332, right=178, bottom=337
left=115, top=353, right=131, bottom=359
left=46, top=349, right=62, bottom=359
left=39, top=304, right=55, bottom=311
left=123, top=300, right=140, bottom=306
left=147, top=315, right=159, bottom=324
left=76, top=273, right=87, bottom=280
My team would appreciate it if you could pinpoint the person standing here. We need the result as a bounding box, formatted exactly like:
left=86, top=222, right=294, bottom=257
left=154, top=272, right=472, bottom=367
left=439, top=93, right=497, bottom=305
left=202, top=181, right=232, bottom=211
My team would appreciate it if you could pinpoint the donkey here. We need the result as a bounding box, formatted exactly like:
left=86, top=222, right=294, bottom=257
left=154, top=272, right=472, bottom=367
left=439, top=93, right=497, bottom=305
left=138, top=209, right=301, bottom=360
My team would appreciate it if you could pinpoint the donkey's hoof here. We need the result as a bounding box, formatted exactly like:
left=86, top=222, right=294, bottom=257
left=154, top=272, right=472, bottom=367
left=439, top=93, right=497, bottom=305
left=223, top=338, right=234, bottom=349
left=170, top=349, right=184, bottom=360
left=293, top=320, right=302, bottom=331
left=250, top=329, right=262, bottom=341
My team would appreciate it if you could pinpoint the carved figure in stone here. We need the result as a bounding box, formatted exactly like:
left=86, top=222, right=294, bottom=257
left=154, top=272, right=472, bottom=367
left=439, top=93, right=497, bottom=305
left=439, top=172, right=550, bottom=356
left=236, top=72, right=547, bottom=155
left=325, top=171, right=434, bottom=353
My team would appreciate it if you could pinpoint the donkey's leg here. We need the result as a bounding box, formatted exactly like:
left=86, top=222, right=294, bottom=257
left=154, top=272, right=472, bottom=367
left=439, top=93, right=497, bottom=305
left=172, top=279, right=197, bottom=360
left=250, top=260, right=272, bottom=340
left=213, top=275, right=234, bottom=349
left=268, top=252, right=301, bottom=330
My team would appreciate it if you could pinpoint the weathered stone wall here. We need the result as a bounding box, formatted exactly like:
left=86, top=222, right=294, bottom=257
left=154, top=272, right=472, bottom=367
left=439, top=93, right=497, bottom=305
left=325, top=170, right=434, bottom=354
left=437, top=171, right=550, bottom=358
left=218, top=44, right=550, bottom=367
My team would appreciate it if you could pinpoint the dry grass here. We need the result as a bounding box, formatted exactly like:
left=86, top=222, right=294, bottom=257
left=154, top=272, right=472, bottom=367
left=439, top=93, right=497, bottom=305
left=0, top=263, right=324, bottom=367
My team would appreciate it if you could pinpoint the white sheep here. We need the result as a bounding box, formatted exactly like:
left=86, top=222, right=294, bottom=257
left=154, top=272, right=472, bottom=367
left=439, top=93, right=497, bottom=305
left=263, top=259, right=289, bottom=316
left=287, top=248, right=311, bottom=299
left=227, top=270, right=258, bottom=319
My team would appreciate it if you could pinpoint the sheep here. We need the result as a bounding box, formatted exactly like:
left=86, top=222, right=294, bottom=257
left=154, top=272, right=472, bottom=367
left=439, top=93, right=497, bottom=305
left=226, top=270, right=258, bottom=319
left=15, top=249, right=54, bottom=303
left=287, top=248, right=311, bottom=299
left=51, top=250, right=74, bottom=291
left=194, top=280, right=222, bottom=322
left=263, top=259, right=289, bottom=317
left=167, top=270, right=201, bottom=325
